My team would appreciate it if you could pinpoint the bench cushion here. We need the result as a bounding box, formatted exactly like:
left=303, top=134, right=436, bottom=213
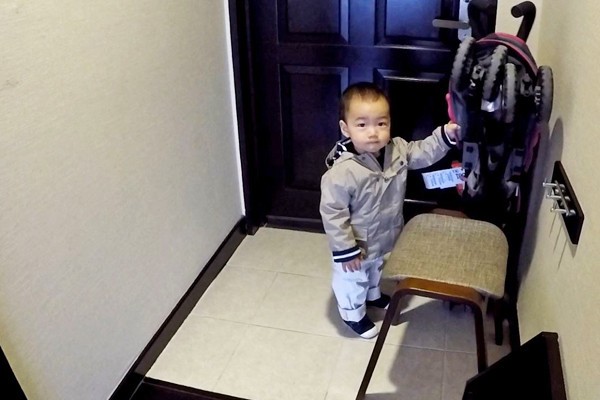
left=384, top=213, right=508, bottom=298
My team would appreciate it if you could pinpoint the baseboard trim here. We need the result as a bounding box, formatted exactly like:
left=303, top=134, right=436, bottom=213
left=132, top=378, right=248, bottom=400
left=1, top=346, right=27, bottom=400
left=110, top=218, right=247, bottom=400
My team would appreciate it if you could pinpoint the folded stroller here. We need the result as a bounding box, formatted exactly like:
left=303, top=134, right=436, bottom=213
left=447, top=1, right=553, bottom=224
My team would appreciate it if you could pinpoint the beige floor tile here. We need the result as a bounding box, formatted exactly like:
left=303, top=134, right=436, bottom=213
left=484, top=316, right=512, bottom=365
left=252, top=272, right=351, bottom=337
left=442, top=351, right=478, bottom=400
left=147, top=316, right=247, bottom=391
left=227, top=227, right=332, bottom=278
left=324, top=339, right=375, bottom=400
left=191, top=266, right=277, bottom=323
left=368, top=295, right=447, bottom=350
left=326, top=339, right=444, bottom=400
left=445, top=306, right=477, bottom=353
left=445, top=304, right=511, bottom=359
left=214, top=326, right=343, bottom=400
left=152, top=227, right=517, bottom=400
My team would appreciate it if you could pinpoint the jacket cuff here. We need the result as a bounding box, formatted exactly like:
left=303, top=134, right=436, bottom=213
left=332, top=245, right=361, bottom=263
left=441, top=125, right=456, bottom=147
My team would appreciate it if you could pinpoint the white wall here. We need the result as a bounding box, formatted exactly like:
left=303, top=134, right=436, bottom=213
left=0, top=1, right=243, bottom=399
left=513, top=1, right=600, bottom=399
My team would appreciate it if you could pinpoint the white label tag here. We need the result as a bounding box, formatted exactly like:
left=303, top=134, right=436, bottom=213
left=481, top=94, right=501, bottom=112
left=422, top=167, right=464, bottom=189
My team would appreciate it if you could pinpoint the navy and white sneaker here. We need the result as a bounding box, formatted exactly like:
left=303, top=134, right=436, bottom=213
left=344, top=315, right=378, bottom=339
left=366, top=293, right=390, bottom=310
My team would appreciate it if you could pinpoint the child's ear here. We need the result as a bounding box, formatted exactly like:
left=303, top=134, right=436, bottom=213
left=339, top=120, right=350, bottom=137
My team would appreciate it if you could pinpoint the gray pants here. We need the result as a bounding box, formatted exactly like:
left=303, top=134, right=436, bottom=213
left=331, top=256, right=384, bottom=322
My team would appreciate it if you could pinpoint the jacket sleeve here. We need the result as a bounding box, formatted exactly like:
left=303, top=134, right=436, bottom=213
left=319, top=169, right=362, bottom=263
left=402, top=125, right=455, bottom=170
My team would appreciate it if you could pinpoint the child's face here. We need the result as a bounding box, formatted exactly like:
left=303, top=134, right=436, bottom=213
left=339, top=95, right=391, bottom=155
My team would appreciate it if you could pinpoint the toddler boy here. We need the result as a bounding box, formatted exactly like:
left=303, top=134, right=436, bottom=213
left=320, top=82, right=459, bottom=338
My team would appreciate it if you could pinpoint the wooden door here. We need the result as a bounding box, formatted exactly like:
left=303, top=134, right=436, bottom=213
left=242, top=0, right=467, bottom=229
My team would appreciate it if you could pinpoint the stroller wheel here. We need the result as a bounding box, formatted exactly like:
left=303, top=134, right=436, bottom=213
left=502, top=63, right=517, bottom=124
left=535, top=66, right=554, bottom=123
left=483, top=45, right=508, bottom=101
left=451, top=37, right=476, bottom=92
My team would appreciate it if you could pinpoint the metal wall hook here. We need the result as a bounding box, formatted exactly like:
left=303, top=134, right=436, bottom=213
left=543, top=178, right=576, bottom=217
left=542, top=162, right=584, bottom=244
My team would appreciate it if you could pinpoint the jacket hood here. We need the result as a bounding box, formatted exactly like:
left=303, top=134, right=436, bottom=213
left=325, top=137, right=357, bottom=168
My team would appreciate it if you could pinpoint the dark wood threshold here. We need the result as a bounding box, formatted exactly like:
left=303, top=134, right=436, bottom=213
left=132, top=378, right=249, bottom=400
left=265, top=215, right=325, bottom=233
left=110, top=218, right=247, bottom=400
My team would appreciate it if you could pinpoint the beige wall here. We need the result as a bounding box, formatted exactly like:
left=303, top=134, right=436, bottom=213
left=0, top=1, right=242, bottom=399
left=512, top=1, right=600, bottom=399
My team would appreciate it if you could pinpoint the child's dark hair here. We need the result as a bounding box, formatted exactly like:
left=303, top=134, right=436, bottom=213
left=339, top=82, right=390, bottom=121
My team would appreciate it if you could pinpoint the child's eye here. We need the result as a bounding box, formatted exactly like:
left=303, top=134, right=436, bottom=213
left=378, top=122, right=388, bottom=127
left=357, top=123, right=366, bottom=128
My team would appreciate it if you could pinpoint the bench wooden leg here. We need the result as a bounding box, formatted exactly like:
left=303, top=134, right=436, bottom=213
left=355, top=290, right=404, bottom=400
left=357, top=278, right=490, bottom=398
left=492, top=298, right=505, bottom=346
left=472, top=304, right=488, bottom=372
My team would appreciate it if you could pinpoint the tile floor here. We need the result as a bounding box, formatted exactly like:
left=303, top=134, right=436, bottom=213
left=147, top=227, right=511, bottom=400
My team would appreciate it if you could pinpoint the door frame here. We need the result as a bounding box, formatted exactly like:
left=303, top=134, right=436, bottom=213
left=228, top=0, right=262, bottom=234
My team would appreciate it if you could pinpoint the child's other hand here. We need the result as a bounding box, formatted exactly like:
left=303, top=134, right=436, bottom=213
left=445, top=123, right=461, bottom=142
left=342, top=256, right=362, bottom=272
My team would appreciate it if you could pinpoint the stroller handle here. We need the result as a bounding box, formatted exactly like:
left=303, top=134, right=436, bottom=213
left=467, top=0, right=497, bottom=40
left=511, top=1, right=536, bottom=42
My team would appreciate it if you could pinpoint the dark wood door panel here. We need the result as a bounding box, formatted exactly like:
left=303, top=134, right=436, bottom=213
left=280, top=66, right=348, bottom=191
left=377, top=0, right=456, bottom=44
left=266, top=65, right=348, bottom=225
left=275, top=0, right=457, bottom=46
left=279, top=0, right=349, bottom=43
left=274, top=46, right=454, bottom=87
left=375, top=69, right=461, bottom=207
left=375, top=69, right=449, bottom=140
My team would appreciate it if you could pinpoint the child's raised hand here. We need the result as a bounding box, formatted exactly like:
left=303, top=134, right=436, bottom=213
left=444, top=123, right=461, bottom=142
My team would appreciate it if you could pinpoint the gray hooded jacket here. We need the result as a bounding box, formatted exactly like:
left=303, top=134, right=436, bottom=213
left=320, top=126, right=453, bottom=263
